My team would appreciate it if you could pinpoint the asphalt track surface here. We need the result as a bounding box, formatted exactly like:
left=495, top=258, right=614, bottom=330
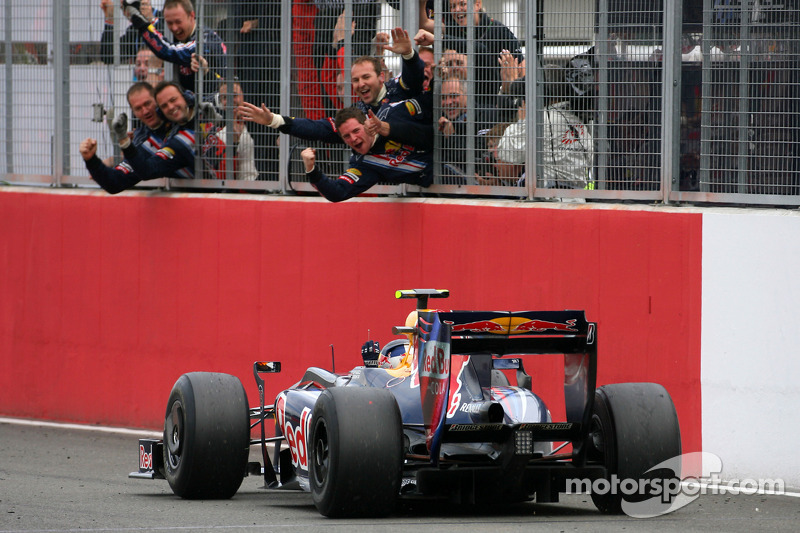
left=1, top=419, right=798, bottom=533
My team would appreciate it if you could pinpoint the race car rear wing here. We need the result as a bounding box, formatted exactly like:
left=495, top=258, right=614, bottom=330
left=413, top=309, right=597, bottom=464
left=438, top=310, right=595, bottom=355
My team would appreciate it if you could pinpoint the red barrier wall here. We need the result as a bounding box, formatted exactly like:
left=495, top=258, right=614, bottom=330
left=0, top=189, right=702, bottom=453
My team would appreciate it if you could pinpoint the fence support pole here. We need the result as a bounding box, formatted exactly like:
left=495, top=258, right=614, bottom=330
left=662, top=0, right=682, bottom=203
left=53, top=1, right=70, bottom=186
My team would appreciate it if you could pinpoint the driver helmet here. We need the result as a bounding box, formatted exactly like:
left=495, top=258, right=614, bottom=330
left=377, top=310, right=418, bottom=369
left=378, top=339, right=409, bottom=369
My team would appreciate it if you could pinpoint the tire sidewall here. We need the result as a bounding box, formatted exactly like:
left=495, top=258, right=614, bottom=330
left=163, top=374, right=197, bottom=497
left=309, top=389, right=340, bottom=514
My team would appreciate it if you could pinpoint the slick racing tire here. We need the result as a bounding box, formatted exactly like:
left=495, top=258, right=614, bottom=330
left=308, top=387, right=403, bottom=517
left=588, top=383, right=681, bottom=514
left=163, top=372, right=250, bottom=499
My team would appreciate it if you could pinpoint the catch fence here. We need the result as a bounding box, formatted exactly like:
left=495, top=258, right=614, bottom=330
left=1, top=0, right=798, bottom=205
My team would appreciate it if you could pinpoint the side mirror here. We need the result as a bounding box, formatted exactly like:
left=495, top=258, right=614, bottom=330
left=254, top=361, right=281, bottom=374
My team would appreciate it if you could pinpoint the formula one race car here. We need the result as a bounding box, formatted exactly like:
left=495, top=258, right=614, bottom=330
left=131, top=289, right=682, bottom=517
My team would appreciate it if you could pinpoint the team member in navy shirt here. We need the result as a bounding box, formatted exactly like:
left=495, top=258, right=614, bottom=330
left=299, top=103, right=433, bottom=202
left=119, top=81, right=220, bottom=180
left=79, top=82, right=178, bottom=194
left=122, top=0, right=227, bottom=95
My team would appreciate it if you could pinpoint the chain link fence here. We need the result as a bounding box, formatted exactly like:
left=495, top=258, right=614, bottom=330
left=1, top=0, right=798, bottom=205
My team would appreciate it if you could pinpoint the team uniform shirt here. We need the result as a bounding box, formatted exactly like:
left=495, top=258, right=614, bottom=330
left=84, top=121, right=171, bottom=194
left=288, top=99, right=433, bottom=202
left=138, top=22, right=227, bottom=94
left=279, top=95, right=433, bottom=150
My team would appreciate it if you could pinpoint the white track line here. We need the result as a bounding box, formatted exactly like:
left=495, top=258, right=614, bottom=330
left=0, top=416, right=161, bottom=438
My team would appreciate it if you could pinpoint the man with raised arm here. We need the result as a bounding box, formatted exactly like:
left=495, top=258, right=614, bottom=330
left=120, top=0, right=227, bottom=95
left=239, top=27, right=426, bottom=128
left=79, top=81, right=177, bottom=194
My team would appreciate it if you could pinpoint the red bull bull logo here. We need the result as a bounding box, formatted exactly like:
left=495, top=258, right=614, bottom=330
left=511, top=318, right=578, bottom=333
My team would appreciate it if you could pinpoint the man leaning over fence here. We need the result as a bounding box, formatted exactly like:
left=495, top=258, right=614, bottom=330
left=79, top=82, right=176, bottom=194
left=300, top=104, right=433, bottom=202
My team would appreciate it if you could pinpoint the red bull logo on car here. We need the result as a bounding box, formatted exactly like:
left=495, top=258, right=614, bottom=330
left=276, top=393, right=312, bottom=471
left=421, top=341, right=450, bottom=380
left=446, top=317, right=578, bottom=334
left=139, top=444, right=153, bottom=470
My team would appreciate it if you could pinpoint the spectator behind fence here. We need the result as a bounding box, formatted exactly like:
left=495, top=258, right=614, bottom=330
left=299, top=105, right=433, bottom=202
left=419, top=0, right=522, bottom=112
left=438, top=76, right=467, bottom=181
left=212, top=80, right=258, bottom=181
left=118, top=81, right=223, bottom=180
left=99, top=0, right=163, bottom=64
left=121, top=0, right=228, bottom=96
left=79, top=81, right=174, bottom=194
left=497, top=65, right=594, bottom=191
left=133, top=47, right=164, bottom=86
left=439, top=48, right=468, bottom=80
left=437, top=75, right=492, bottom=182
left=475, top=122, right=520, bottom=186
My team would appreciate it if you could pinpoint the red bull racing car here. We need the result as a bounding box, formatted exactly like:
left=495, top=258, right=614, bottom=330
left=131, top=289, right=682, bottom=517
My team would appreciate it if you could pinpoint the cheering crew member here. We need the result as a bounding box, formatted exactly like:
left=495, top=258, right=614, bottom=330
left=79, top=82, right=178, bottom=194
left=119, top=81, right=220, bottom=180
left=121, top=0, right=227, bottom=95
left=299, top=103, right=433, bottom=202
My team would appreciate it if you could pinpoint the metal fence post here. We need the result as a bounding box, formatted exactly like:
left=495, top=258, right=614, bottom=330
left=53, top=0, right=70, bottom=187
left=525, top=0, right=539, bottom=201
left=278, top=0, right=292, bottom=192
left=736, top=1, right=751, bottom=194
left=4, top=0, right=13, bottom=176
left=595, top=0, right=610, bottom=191
left=662, top=0, right=682, bottom=203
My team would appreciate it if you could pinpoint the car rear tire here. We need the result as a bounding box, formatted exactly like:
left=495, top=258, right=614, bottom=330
left=308, top=387, right=403, bottom=517
left=162, top=372, right=250, bottom=499
left=589, top=383, right=681, bottom=514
